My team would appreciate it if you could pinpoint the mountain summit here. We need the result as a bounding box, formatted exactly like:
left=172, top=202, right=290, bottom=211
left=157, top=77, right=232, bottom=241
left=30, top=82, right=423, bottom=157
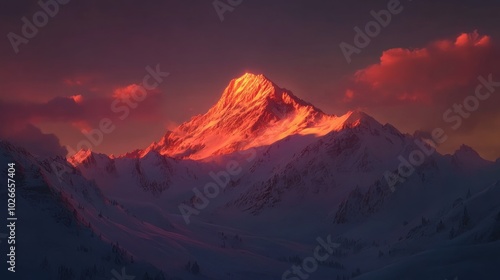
left=212, top=73, right=314, bottom=112
left=131, top=73, right=377, bottom=160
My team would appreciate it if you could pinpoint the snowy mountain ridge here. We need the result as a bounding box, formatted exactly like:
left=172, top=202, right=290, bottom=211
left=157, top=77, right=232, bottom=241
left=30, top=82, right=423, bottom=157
left=113, top=73, right=383, bottom=161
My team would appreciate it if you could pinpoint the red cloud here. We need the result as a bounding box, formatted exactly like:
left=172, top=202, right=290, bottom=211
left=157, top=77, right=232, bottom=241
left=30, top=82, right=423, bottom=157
left=0, top=86, right=167, bottom=157
left=71, top=94, right=84, bottom=104
left=0, top=88, right=164, bottom=128
left=344, top=31, right=498, bottom=106
left=113, top=84, right=142, bottom=99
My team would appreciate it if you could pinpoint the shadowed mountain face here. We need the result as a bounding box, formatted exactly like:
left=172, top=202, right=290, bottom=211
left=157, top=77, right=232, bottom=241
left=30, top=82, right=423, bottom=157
left=2, top=74, right=500, bottom=280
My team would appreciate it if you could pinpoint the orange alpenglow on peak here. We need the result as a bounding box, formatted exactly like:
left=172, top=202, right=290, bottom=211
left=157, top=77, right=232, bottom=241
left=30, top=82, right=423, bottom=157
left=130, top=74, right=379, bottom=160
left=68, top=148, right=93, bottom=166
left=216, top=73, right=283, bottom=108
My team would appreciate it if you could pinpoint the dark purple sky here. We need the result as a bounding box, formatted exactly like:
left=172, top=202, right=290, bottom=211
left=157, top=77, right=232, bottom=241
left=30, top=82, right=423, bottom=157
left=1, top=0, right=499, bottom=159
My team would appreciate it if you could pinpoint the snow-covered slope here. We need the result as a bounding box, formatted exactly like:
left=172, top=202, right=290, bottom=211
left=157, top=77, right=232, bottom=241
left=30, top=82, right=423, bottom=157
left=0, top=141, right=166, bottom=280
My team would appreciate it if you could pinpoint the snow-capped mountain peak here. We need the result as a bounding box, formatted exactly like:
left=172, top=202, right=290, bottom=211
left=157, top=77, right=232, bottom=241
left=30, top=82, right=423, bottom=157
left=211, top=73, right=316, bottom=111
left=68, top=149, right=93, bottom=166
left=132, top=74, right=386, bottom=160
